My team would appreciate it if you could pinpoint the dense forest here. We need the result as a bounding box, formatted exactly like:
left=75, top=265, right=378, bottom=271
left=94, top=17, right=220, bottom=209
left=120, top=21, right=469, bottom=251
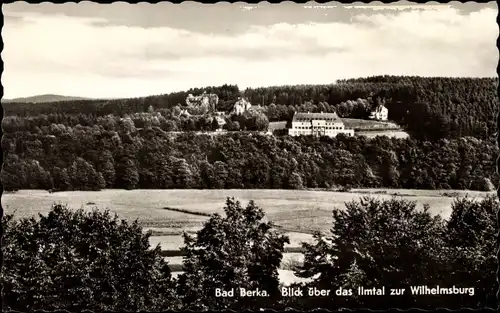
left=4, top=76, right=498, bottom=141
left=2, top=129, right=497, bottom=191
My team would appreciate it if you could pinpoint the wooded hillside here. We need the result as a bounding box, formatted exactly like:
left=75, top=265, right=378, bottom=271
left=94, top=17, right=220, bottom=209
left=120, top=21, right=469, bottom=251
left=2, top=129, right=497, bottom=192
left=5, top=77, right=497, bottom=141
left=3, top=76, right=497, bottom=192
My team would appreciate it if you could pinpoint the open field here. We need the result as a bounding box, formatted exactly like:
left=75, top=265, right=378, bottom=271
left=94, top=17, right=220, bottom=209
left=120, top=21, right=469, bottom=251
left=342, top=118, right=401, bottom=130
left=355, top=130, right=409, bottom=139
left=268, top=121, right=288, bottom=130
left=4, top=189, right=492, bottom=232
left=4, top=188, right=493, bottom=250
left=150, top=231, right=315, bottom=251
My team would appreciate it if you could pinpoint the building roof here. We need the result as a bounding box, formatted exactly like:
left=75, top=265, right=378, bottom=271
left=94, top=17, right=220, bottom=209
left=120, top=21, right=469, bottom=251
left=293, top=112, right=341, bottom=122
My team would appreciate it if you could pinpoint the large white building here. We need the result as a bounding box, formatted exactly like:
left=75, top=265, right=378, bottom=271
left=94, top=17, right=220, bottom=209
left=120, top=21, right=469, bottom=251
left=288, top=112, right=354, bottom=137
left=369, top=104, right=388, bottom=121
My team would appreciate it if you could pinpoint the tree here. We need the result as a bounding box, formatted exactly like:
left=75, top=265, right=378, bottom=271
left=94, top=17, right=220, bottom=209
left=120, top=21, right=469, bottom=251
left=116, top=157, right=139, bottom=190
left=23, top=159, right=53, bottom=190
left=98, top=159, right=116, bottom=188
left=97, top=150, right=116, bottom=187
left=1, top=154, right=25, bottom=191
left=198, top=160, right=215, bottom=188
left=211, top=117, right=220, bottom=131
left=213, top=161, right=229, bottom=189
left=330, top=150, right=356, bottom=187
left=51, top=167, right=72, bottom=191
left=119, top=116, right=136, bottom=133
left=96, top=172, right=106, bottom=190
left=479, top=177, right=495, bottom=192
left=444, top=196, right=498, bottom=308
left=173, top=158, right=193, bottom=188
left=1, top=204, right=179, bottom=311
left=68, top=157, right=102, bottom=191
left=287, top=172, right=304, bottom=189
left=224, top=120, right=240, bottom=131
left=380, top=150, right=400, bottom=187
left=296, top=197, right=449, bottom=309
left=177, top=198, right=289, bottom=310
left=253, top=111, right=270, bottom=131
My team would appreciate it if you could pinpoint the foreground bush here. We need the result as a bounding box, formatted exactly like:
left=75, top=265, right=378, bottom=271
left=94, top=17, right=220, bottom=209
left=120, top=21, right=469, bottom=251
left=443, top=195, right=498, bottom=308
left=2, top=196, right=497, bottom=311
left=1, top=204, right=179, bottom=311
left=294, top=196, right=498, bottom=310
left=177, top=198, right=289, bottom=310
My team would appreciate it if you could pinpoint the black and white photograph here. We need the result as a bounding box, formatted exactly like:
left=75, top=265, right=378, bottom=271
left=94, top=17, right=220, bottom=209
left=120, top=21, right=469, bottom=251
left=1, top=1, right=499, bottom=311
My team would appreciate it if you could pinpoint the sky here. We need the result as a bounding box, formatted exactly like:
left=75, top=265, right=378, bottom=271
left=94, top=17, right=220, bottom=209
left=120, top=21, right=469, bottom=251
left=2, top=1, right=498, bottom=99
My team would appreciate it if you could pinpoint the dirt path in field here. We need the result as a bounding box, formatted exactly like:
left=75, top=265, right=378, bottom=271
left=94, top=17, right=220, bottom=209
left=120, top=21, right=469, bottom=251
left=162, top=206, right=211, bottom=217
left=161, top=206, right=315, bottom=235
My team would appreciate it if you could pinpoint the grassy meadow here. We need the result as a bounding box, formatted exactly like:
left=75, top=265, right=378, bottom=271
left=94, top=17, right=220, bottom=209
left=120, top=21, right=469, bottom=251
left=342, top=118, right=400, bottom=129
left=355, top=130, right=409, bottom=138
left=4, top=188, right=493, bottom=249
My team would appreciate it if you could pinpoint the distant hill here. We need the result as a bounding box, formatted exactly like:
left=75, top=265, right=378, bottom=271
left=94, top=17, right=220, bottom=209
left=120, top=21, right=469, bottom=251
left=2, top=94, right=92, bottom=103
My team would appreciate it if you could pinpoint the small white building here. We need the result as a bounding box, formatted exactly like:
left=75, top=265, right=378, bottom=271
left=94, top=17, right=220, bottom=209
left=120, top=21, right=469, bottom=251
left=233, top=97, right=252, bottom=115
left=288, top=112, right=354, bottom=137
left=179, top=109, right=191, bottom=117
left=369, top=105, right=388, bottom=121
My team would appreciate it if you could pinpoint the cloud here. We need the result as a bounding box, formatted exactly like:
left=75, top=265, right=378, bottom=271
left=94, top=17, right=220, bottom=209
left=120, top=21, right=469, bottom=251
left=2, top=4, right=497, bottom=99
left=4, top=2, right=495, bottom=32
left=4, top=14, right=27, bottom=25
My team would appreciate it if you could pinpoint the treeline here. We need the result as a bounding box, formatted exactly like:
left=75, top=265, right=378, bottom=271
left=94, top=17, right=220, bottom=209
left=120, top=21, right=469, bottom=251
left=2, top=129, right=497, bottom=191
left=4, top=76, right=497, bottom=141
left=1, top=101, right=352, bottom=134
left=3, top=84, right=242, bottom=117
left=3, top=196, right=497, bottom=311
left=264, top=99, right=372, bottom=122
left=2, top=107, right=270, bottom=134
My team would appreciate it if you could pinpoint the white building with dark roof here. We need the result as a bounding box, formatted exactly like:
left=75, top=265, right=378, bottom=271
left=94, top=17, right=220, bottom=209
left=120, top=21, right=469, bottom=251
left=369, top=104, right=388, bottom=121
left=233, top=97, right=252, bottom=115
left=288, top=112, right=354, bottom=137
